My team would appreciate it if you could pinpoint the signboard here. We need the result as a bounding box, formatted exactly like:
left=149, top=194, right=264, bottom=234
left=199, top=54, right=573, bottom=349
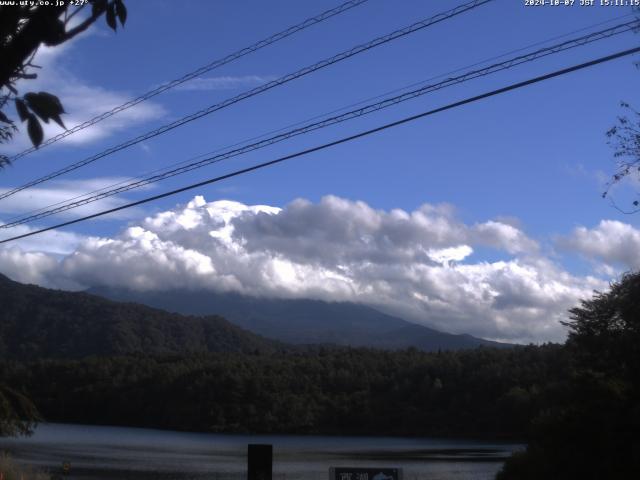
left=248, top=444, right=272, bottom=480
left=330, top=467, right=403, bottom=480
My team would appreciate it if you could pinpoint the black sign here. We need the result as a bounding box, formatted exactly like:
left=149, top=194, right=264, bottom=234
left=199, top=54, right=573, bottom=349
left=330, top=467, right=403, bottom=480
left=248, top=444, right=272, bottom=480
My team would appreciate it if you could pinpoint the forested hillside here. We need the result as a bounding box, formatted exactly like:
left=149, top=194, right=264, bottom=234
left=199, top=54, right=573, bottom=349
left=0, top=271, right=563, bottom=440
left=0, top=274, right=277, bottom=359
left=0, top=345, right=566, bottom=438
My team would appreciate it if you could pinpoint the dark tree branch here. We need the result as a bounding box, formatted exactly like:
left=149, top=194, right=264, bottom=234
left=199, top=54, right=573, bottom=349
left=0, top=7, right=64, bottom=88
left=49, top=4, right=106, bottom=46
left=0, top=3, right=109, bottom=87
left=65, top=5, right=88, bottom=25
left=0, top=1, right=127, bottom=154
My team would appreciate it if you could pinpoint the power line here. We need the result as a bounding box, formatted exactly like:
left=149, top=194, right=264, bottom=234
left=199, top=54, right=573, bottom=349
left=28, top=2, right=625, bottom=224
left=2, top=18, right=637, bottom=229
left=2, top=45, right=638, bottom=245
left=21, top=5, right=628, bottom=226
left=3, top=18, right=636, bottom=227
left=0, top=0, right=493, bottom=202
left=8, top=0, right=371, bottom=162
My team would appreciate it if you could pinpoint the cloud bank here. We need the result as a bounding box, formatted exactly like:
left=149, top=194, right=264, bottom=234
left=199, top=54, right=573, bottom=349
left=0, top=195, right=627, bottom=344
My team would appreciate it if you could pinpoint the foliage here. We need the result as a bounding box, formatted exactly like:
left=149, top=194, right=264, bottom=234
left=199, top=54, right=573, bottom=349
left=604, top=103, right=640, bottom=212
left=602, top=12, right=638, bottom=213
left=0, top=453, right=49, bottom=480
left=498, top=272, right=640, bottom=480
left=565, top=270, right=640, bottom=374
left=0, top=272, right=564, bottom=439
left=0, top=385, right=39, bottom=437
left=0, top=344, right=567, bottom=439
left=0, top=0, right=127, bottom=166
left=0, top=272, right=574, bottom=441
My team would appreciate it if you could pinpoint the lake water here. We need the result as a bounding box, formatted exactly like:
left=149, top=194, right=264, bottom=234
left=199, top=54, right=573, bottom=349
left=0, top=423, right=523, bottom=480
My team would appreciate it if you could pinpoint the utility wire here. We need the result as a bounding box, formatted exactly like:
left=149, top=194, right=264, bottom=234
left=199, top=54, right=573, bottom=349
left=1, top=45, right=638, bottom=245
left=8, top=0, right=371, bottom=162
left=2, top=16, right=635, bottom=226
left=8, top=11, right=631, bottom=228
left=31, top=2, right=627, bottom=224
left=0, top=0, right=493, bottom=202
left=2, top=18, right=635, bottom=227
left=2, top=19, right=637, bottom=229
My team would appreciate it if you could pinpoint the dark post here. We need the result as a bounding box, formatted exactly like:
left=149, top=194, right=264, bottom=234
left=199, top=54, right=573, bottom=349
left=248, top=444, right=272, bottom=480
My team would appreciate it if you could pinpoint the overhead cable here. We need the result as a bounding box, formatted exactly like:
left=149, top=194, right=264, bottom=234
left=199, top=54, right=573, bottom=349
left=0, top=0, right=493, bottom=201
left=2, top=18, right=637, bottom=228
left=2, top=45, right=638, bottom=245
left=8, top=0, right=371, bottom=162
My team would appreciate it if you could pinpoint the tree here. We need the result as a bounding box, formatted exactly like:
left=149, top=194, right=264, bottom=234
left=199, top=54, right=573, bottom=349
left=564, top=270, right=640, bottom=374
left=602, top=11, right=639, bottom=213
left=0, top=0, right=128, bottom=167
left=603, top=103, right=640, bottom=213
left=0, top=385, right=39, bottom=437
left=0, top=1, right=127, bottom=438
left=497, top=272, right=640, bottom=480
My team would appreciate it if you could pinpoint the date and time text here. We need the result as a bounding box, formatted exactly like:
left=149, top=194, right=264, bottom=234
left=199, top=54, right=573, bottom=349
left=525, top=0, right=640, bottom=6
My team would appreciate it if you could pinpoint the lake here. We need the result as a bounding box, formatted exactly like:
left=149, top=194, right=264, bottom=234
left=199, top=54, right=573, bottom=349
left=0, top=423, right=523, bottom=480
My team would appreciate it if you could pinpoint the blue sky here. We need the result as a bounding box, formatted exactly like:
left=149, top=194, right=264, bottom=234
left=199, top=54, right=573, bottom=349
left=0, top=0, right=639, bottom=343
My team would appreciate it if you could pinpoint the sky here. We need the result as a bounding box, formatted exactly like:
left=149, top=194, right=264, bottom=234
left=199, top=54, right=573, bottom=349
left=0, top=0, right=639, bottom=344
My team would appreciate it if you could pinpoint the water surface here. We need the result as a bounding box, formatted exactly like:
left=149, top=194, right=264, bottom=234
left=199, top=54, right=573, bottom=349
left=0, top=423, right=523, bottom=480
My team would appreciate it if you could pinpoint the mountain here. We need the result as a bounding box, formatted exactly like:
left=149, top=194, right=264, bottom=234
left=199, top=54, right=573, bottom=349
left=87, top=286, right=511, bottom=351
left=0, top=274, right=277, bottom=360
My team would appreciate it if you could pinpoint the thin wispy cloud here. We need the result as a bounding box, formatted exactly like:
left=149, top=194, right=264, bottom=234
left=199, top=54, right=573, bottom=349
left=174, top=75, right=276, bottom=91
left=0, top=225, right=84, bottom=256
left=0, top=177, right=154, bottom=222
left=2, top=31, right=166, bottom=154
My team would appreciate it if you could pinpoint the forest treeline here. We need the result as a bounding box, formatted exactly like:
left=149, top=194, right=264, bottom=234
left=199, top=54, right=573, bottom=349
left=0, top=271, right=638, bottom=479
left=497, top=271, right=640, bottom=479
left=0, top=344, right=566, bottom=439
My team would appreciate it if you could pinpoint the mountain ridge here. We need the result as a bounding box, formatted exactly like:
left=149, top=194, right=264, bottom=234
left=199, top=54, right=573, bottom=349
left=0, top=273, right=278, bottom=359
left=87, top=285, right=512, bottom=351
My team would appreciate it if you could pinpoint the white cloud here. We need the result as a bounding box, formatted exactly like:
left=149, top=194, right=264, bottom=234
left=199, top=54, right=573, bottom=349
left=0, top=195, right=612, bottom=344
left=473, top=220, right=539, bottom=254
left=173, top=75, right=276, bottom=92
left=558, top=220, right=640, bottom=271
left=427, top=245, right=473, bottom=265
left=231, top=196, right=539, bottom=266
left=2, top=27, right=165, bottom=153
left=0, top=177, right=152, bottom=222
left=44, top=82, right=165, bottom=146
left=0, top=247, right=60, bottom=287
left=0, top=220, right=86, bottom=289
